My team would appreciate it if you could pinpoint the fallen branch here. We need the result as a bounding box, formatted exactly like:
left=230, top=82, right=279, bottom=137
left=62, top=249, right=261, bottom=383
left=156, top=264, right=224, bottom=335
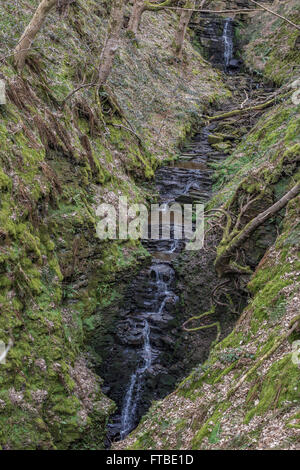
left=248, top=0, right=300, bottom=31
left=215, top=183, right=300, bottom=276
left=161, top=6, right=263, bottom=13
left=204, top=92, right=292, bottom=122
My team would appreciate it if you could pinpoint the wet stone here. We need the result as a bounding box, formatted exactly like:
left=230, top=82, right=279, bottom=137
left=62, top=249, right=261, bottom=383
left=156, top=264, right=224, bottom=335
left=100, top=54, right=230, bottom=442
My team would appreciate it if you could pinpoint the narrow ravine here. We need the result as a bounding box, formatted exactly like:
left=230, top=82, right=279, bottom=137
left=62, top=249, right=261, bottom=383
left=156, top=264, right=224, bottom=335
left=101, top=15, right=274, bottom=445
left=106, top=123, right=226, bottom=442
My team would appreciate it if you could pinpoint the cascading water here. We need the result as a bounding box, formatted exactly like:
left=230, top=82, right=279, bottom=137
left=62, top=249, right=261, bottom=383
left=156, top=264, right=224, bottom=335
left=103, top=21, right=238, bottom=440
left=222, top=17, right=234, bottom=69
left=119, top=263, right=177, bottom=439
left=120, top=321, right=152, bottom=439
left=103, top=126, right=227, bottom=443
left=100, top=17, right=267, bottom=445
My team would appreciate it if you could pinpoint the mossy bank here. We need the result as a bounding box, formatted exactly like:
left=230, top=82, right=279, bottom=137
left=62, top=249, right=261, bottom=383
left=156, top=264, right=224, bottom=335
left=0, top=0, right=230, bottom=450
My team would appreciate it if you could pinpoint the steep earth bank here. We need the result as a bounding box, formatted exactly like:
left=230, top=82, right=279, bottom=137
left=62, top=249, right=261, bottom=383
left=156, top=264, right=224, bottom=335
left=0, top=1, right=230, bottom=450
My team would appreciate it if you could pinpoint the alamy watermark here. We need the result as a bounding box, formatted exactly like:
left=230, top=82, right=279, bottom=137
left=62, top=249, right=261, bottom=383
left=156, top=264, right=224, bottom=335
left=0, top=79, right=6, bottom=105
left=291, top=78, right=300, bottom=105
left=96, top=197, right=204, bottom=250
left=292, top=340, right=300, bottom=366
left=0, top=339, right=13, bottom=365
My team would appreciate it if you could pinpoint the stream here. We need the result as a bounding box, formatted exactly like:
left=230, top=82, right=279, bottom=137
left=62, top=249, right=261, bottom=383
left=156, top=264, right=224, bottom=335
left=102, top=16, right=239, bottom=444
left=117, top=125, right=227, bottom=440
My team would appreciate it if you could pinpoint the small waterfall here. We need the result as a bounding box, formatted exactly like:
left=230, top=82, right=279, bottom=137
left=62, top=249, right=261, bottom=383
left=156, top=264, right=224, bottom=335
left=120, top=321, right=152, bottom=439
left=222, top=18, right=234, bottom=69
left=105, top=121, right=231, bottom=443
left=119, top=263, right=176, bottom=439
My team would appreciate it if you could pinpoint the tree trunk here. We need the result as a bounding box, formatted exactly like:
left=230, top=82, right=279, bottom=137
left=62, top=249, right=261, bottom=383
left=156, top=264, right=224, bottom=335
left=174, top=0, right=205, bottom=58
left=127, top=0, right=146, bottom=35
left=215, top=183, right=300, bottom=277
left=98, top=0, right=125, bottom=86
left=127, top=0, right=175, bottom=36
left=174, top=0, right=194, bottom=58
left=14, top=0, right=57, bottom=70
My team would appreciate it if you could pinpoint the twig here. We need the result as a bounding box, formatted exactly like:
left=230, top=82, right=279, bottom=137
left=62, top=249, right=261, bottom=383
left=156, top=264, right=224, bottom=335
left=162, top=6, right=263, bottom=14
left=110, top=123, right=143, bottom=144
left=248, top=0, right=300, bottom=31
left=61, top=81, right=97, bottom=106
left=204, top=91, right=292, bottom=122
left=0, top=46, right=40, bottom=64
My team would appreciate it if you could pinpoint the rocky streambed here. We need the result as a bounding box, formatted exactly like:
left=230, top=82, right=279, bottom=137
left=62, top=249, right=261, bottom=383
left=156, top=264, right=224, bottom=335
left=99, top=123, right=231, bottom=444
left=97, top=16, right=276, bottom=446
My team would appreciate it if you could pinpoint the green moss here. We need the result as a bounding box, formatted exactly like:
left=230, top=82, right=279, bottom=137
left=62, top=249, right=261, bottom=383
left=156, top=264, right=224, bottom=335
left=244, top=355, right=300, bottom=424
left=191, top=403, right=229, bottom=449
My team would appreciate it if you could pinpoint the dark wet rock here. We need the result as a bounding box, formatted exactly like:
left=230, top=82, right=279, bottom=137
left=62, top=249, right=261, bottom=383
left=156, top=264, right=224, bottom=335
left=98, top=121, right=230, bottom=442
left=228, top=58, right=242, bottom=70
left=190, top=16, right=237, bottom=70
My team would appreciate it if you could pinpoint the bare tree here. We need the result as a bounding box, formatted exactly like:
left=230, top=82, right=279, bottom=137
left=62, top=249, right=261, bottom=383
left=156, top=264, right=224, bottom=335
left=174, top=0, right=205, bottom=58
left=127, top=0, right=175, bottom=36
left=127, top=0, right=146, bottom=35
left=98, top=0, right=125, bottom=86
left=14, top=0, right=57, bottom=70
left=215, top=183, right=300, bottom=277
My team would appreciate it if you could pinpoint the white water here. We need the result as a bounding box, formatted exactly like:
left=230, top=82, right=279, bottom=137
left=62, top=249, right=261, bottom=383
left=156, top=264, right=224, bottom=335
left=222, top=18, right=234, bottom=68
left=119, top=263, right=176, bottom=439
left=120, top=320, right=152, bottom=439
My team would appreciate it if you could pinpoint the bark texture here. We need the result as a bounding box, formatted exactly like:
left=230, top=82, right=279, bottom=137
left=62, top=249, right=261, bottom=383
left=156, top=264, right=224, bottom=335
left=215, top=183, right=300, bottom=276
left=174, top=0, right=206, bottom=58
left=14, top=0, right=57, bottom=70
left=174, top=0, right=195, bottom=58
left=127, top=0, right=146, bottom=35
left=98, top=0, right=125, bottom=86
left=127, top=0, right=174, bottom=35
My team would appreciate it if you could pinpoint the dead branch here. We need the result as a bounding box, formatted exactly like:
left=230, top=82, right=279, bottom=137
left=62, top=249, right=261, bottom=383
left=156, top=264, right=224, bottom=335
left=110, top=123, right=143, bottom=144
left=248, top=0, right=300, bottom=31
left=60, top=81, right=97, bottom=106
left=204, top=91, right=292, bottom=122
left=162, top=6, right=263, bottom=14
left=215, top=183, right=300, bottom=276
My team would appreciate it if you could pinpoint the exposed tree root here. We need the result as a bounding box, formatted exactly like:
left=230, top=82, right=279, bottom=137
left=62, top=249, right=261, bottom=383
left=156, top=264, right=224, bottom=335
left=215, top=183, right=300, bottom=277
left=182, top=306, right=221, bottom=345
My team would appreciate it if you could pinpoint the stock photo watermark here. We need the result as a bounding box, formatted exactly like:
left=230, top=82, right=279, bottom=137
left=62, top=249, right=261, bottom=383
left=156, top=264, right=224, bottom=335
left=292, top=340, right=300, bottom=366
left=95, top=197, right=204, bottom=250
left=0, top=79, right=6, bottom=105
left=291, top=78, right=300, bottom=105
left=0, top=339, right=13, bottom=365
